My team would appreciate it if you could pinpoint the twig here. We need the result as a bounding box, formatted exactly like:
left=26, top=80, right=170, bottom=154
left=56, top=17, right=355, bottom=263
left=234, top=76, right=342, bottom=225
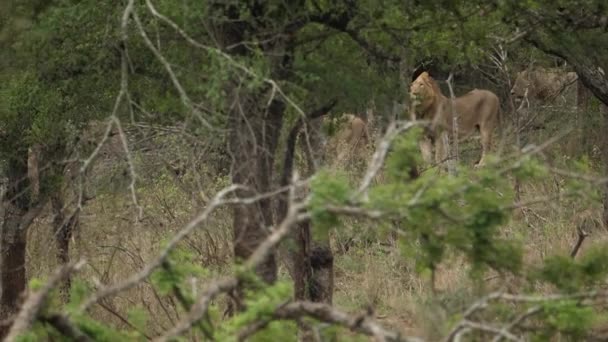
left=155, top=177, right=308, bottom=341
left=111, top=116, right=143, bottom=221
left=491, top=306, right=543, bottom=342
left=450, top=320, right=522, bottom=342
left=131, top=7, right=214, bottom=131
left=76, top=185, right=242, bottom=313
left=143, top=0, right=310, bottom=126
left=355, top=120, right=423, bottom=201
left=153, top=277, right=238, bottom=342
left=446, top=73, right=459, bottom=172
left=239, top=301, right=424, bottom=342
left=570, top=225, right=589, bottom=258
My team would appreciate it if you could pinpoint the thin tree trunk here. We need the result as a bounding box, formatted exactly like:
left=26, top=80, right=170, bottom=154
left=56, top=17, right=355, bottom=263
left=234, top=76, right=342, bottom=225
left=215, top=3, right=291, bottom=312
left=601, top=107, right=608, bottom=227
left=0, top=158, right=34, bottom=338
left=282, top=110, right=336, bottom=306
left=0, top=206, right=28, bottom=324
left=51, top=194, right=78, bottom=301
left=229, top=101, right=282, bottom=310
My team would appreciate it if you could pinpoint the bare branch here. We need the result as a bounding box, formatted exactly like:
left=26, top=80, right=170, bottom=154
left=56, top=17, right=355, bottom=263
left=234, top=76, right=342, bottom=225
left=355, top=120, right=424, bottom=201
left=143, top=0, right=310, bottom=122
left=243, top=301, right=425, bottom=342
left=491, top=306, right=543, bottom=342
left=570, top=225, right=589, bottom=258
left=153, top=277, right=237, bottom=342
left=110, top=116, right=143, bottom=221
left=76, top=185, right=242, bottom=313
left=6, top=260, right=86, bottom=341
left=156, top=177, right=308, bottom=341
left=450, top=320, right=522, bottom=342
left=131, top=7, right=214, bottom=130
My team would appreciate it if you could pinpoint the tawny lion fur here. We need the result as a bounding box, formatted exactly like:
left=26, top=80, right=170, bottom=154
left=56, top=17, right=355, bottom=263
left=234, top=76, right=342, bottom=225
left=409, top=72, right=500, bottom=167
left=325, top=113, right=370, bottom=167
left=510, top=67, right=578, bottom=102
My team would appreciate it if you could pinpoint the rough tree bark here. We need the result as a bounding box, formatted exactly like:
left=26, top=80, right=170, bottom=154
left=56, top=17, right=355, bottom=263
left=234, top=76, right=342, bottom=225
left=303, top=116, right=334, bottom=304
left=277, top=101, right=336, bottom=341
left=280, top=101, right=337, bottom=303
left=0, top=155, right=43, bottom=338
left=50, top=194, right=79, bottom=301
left=215, top=2, right=293, bottom=311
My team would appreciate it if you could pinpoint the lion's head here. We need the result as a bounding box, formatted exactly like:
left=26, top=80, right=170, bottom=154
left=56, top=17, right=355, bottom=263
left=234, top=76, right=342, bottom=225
left=409, top=72, right=442, bottom=115
left=510, top=70, right=532, bottom=100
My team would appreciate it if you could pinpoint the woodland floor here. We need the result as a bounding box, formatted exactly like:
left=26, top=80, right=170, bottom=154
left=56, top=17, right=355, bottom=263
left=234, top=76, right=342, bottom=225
left=23, top=101, right=608, bottom=340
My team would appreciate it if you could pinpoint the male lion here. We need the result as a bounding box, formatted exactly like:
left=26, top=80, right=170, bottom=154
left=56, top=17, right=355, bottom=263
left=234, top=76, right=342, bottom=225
left=410, top=72, right=500, bottom=168
left=510, top=67, right=578, bottom=104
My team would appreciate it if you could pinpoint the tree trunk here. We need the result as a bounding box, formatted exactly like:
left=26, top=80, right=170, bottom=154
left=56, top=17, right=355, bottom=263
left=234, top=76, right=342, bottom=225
left=284, top=114, right=335, bottom=342
left=0, top=158, right=34, bottom=338
left=302, top=118, right=334, bottom=305
left=0, top=206, right=28, bottom=325
left=51, top=194, right=78, bottom=301
left=214, top=3, right=292, bottom=312
left=229, top=97, right=283, bottom=310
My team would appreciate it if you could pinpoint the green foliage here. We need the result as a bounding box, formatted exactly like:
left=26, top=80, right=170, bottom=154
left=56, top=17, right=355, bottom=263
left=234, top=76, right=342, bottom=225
left=309, top=169, right=352, bottom=237
left=537, top=245, right=608, bottom=292
left=385, top=128, right=424, bottom=182
left=364, top=145, right=525, bottom=279
left=539, top=300, right=596, bottom=339
left=512, top=155, right=550, bottom=181
left=151, top=245, right=208, bottom=299
left=214, top=280, right=296, bottom=341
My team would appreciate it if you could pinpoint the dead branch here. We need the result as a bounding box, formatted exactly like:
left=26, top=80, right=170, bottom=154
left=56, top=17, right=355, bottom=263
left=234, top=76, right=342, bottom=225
left=446, top=73, right=459, bottom=172
left=5, top=260, right=86, bottom=341
left=143, top=0, right=310, bottom=122
left=131, top=7, right=214, bottom=130
left=242, top=301, right=425, bottom=342
left=450, top=320, right=522, bottom=342
left=570, top=225, right=589, bottom=258
left=491, top=306, right=542, bottom=342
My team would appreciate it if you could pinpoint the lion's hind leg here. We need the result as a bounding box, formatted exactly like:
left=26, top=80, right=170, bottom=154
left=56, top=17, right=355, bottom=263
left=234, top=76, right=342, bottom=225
left=475, top=124, right=493, bottom=168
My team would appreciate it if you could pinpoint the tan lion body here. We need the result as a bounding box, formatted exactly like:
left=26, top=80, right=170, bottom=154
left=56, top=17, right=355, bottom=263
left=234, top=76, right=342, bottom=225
left=511, top=67, right=578, bottom=103
left=325, top=113, right=370, bottom=167
left=410, top=72, right=500, bottom=167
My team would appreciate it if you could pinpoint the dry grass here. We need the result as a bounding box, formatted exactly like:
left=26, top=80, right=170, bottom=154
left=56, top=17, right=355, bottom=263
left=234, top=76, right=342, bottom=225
left=21, top=102, right=608, bottom=339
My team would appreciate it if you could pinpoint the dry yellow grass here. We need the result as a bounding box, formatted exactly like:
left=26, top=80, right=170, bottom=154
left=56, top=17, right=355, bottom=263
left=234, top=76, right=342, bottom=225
left=21, top=104, right=608, bottom=339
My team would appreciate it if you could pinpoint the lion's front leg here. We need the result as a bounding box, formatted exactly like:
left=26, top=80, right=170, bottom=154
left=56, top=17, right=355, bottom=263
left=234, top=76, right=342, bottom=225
left=435, top=131, right=449, bottom=170
left=419, top=136, right=434, bottom=164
